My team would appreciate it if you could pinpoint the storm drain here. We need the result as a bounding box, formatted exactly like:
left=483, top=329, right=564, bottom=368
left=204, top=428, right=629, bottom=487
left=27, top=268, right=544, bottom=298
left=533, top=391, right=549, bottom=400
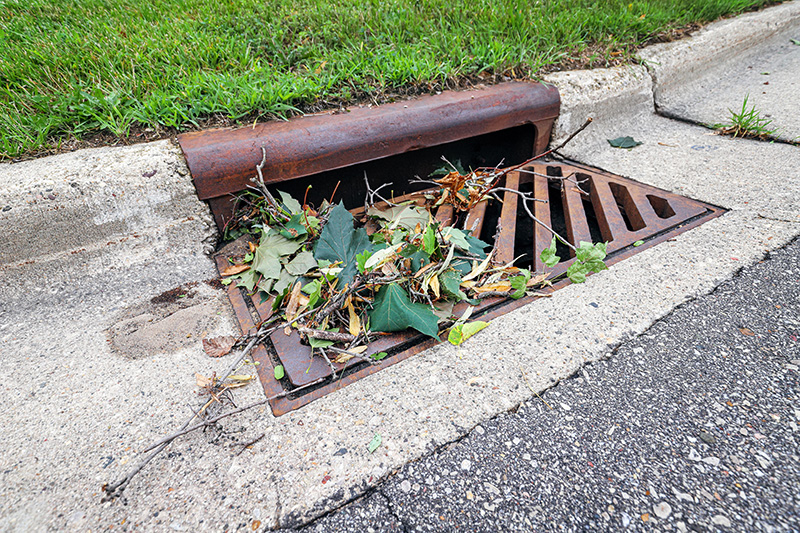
left=179, top=83, right=723, bottom=415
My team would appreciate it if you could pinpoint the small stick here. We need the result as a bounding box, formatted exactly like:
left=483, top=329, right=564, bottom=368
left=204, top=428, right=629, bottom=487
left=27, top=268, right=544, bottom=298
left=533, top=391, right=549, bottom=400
left=519, top=365, right=552, bottom=410
left=298, top=328, right=356, bottom=343
left=235, top=433, right=266, bottom=456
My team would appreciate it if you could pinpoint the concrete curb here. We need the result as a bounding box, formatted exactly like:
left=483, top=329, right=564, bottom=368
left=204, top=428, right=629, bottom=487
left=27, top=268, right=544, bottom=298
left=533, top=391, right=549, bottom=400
left=638, top=1, right=800, bottom=118
left=0, top=140, right=216, bottom=271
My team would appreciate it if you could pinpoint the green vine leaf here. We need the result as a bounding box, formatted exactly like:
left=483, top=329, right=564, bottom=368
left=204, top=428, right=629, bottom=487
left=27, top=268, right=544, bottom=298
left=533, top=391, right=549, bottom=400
left=368, top=283, right=440, bottom=338
left=540, top=236, right=560, bottom=267
left=274, top=365, right=285, bottom=380
left=314, top=202, right=373, bottom=287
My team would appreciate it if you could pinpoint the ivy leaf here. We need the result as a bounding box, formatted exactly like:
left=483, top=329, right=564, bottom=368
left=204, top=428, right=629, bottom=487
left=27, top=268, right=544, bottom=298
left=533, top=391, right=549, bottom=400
left=314, top=202, right=373, bottom=287
left=509, top=274, right=528, bottom=299
left=274, top=365, right=285, bottom=380
left=633, top=240, right=644, bottom=247
left=370, top=351, right=388, bottom=361
left=284, top=251, right=317, bottom=276
left=368, top=283, right=440, bottom=338
left=540, top=236, right=560, bottom=268
left=566, top=262, right=588, bottom=284
left=278, top=190, right=303, bottom=215
left=448, top=321, right=489, bottom=346
left=575, top=241, right=607, bottom=263
left=607, top=136, right=643, bottom=149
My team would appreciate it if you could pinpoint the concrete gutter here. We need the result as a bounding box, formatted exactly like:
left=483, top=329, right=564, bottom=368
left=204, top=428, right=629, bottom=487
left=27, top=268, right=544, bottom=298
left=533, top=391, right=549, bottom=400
left=1, top=3, right=799, bottom=531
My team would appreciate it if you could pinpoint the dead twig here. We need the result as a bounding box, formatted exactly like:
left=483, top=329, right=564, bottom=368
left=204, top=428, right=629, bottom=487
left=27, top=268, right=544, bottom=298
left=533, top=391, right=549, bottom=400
left=235, top=433, right=266, bottom=456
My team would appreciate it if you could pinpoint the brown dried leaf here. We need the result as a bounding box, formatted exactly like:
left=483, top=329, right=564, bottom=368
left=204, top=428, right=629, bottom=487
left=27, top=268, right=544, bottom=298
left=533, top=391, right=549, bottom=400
left=202, top=336, right=237, bottom=358
left=350, top=345, right=368, bottom=354
left=527, top=272, right=551, bottom=287
left=285, top=282, right=303, bottom=321
left=220, top=264, right=250, bottom=276
left=248, top=241, right=257, bottom=253
left=195, top=372, right=212, bottom=388
left=739, top=327, right=755, bottom=336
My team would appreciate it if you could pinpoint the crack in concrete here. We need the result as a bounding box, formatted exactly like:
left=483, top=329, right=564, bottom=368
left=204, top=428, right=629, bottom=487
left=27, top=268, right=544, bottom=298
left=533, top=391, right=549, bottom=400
left=377, top=487, right=409, bottom=533
left=757, top=214, right=800, bottom=224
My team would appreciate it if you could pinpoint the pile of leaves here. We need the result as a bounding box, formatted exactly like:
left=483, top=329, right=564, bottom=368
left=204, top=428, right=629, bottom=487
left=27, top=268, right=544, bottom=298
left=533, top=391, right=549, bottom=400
left=221, top=163, right=607, bottom=362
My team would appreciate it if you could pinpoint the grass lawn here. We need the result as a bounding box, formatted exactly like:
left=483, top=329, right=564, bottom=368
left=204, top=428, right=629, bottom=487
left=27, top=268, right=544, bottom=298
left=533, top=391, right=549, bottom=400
left=0, top=0, right=783, bottom=159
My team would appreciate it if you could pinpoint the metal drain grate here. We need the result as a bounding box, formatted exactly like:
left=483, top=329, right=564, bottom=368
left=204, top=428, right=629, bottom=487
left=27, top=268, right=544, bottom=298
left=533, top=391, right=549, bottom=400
left=213, top=160, right=723, bottom=415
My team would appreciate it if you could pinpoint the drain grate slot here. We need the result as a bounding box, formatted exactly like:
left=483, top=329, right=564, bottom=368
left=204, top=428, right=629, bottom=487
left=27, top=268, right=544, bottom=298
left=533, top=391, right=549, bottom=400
left=213, top=159, right=724, bottom=415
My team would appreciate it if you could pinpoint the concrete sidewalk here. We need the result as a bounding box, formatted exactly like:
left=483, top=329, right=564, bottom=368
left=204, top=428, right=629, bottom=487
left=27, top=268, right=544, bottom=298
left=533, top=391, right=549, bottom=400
left=1, top=2, right=799, bottom=531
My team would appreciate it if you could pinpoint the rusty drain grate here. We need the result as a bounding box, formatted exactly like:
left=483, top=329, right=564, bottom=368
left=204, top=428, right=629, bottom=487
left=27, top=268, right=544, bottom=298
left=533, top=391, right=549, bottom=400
left=212, top=160, right=723, bottom=415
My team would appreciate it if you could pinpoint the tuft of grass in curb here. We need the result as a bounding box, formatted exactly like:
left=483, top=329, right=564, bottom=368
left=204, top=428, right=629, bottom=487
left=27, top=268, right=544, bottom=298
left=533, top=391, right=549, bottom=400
left=0, top=0, right=787, bottom=159
left=713, top=94, right=778, bottom=140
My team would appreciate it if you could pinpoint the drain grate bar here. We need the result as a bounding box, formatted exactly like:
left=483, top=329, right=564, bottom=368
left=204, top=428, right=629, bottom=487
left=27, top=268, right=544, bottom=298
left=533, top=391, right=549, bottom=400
left=215, top=159, right=723, bottom=415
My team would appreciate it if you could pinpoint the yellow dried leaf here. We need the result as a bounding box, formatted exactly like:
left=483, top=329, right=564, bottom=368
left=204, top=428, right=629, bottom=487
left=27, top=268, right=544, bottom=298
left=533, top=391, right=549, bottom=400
left=462, top=251, right=493, bottom=282
left=473, top=281, right=512, bottom=293
left=347, top=301, right=361, bottom=337
left=227, top=375, right=254, bottom=382
left=429, top=274, right=440, bottom=298
left=248, top=241, right=257, bottom=253
left=460, top=280, right=476, bottom=289
left=334, top=353, right=355, bottom=364
left=350, top=345, right=368, bottom=354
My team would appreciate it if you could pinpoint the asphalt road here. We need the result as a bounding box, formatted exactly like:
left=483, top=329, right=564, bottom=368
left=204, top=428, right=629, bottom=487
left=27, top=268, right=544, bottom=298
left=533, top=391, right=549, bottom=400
left=289, top=236, right=800, bottom=532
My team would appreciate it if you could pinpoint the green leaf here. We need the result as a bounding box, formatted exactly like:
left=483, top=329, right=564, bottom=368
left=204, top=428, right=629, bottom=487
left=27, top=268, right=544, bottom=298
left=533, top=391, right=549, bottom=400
left=368, top=204, right=429, bottom=231
left=633, top=240, right=644, bottom=247
left=284, top=251, right=317, bottom=276
left=259, top=228, right=303, bottom=256
left=465, top=234, right=490, bottom=259
left=302, top=279, right=323, bottom=308
left=422, top=224, right=437, bottom=255
left=252, top=245, right=282, bottom=280
left=278, top=190, right=303, bottom=215
left=314, top=202, right=373, bottom=287
left=440, top=269, right=464, bottom=300
left=272, top=269, right=297, bottom=297
left=509, top=274, right=528, bottom=299
left=356, top=250, right=373, bottom=273
left=368, top=283, right=440, bottom=338
left=370, top=351, right=388, bottom=361
left=575, top=241, right=607, bottom=263
left=448, top=321, right=489, bottom=345
left=540, top=236, right=560, bottom=267
left=279, top=213, right=308, bottom=240
left=441, top=227, right=470, bottom=251
left=308, top=336, right=335, bottom=348
left=231, top=268, right=259, bottom=292
left=608, top=136, right=643, bottom=149
left=791, top=38, right=800, bottom=46
left=368, top=433, right=382, bottom=454
left=274, top=365, right=285, bottom=380
left=566, top=262, right=588, bottom=284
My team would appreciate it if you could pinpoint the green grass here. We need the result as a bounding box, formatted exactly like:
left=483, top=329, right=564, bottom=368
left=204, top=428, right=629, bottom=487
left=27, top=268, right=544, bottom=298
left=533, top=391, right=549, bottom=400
left=0, top=0, right=784, bottom=159
left=714, top=94, right=778, bottom=139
